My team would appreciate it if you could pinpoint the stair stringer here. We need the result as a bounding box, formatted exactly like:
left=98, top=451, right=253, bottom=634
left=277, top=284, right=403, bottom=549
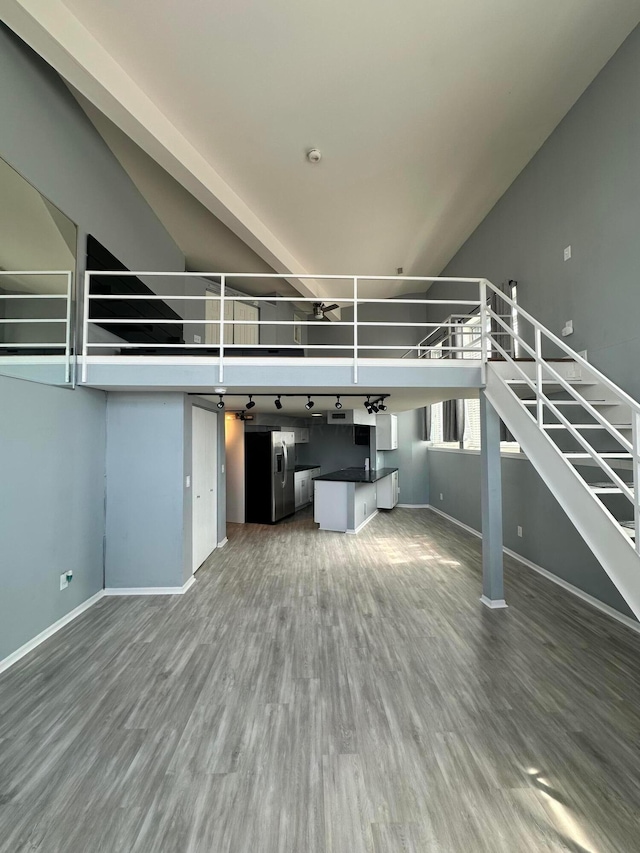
left=485, top=366, right=640, bottom=621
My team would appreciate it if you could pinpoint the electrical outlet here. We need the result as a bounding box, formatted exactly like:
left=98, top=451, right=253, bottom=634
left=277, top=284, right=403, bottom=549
left=60, top=572, right=69, bottom=591
left=564, top=245, right=572, bottom=261
left=193, top=334, right=202, bottom=344
left=439, top=493, right=443, bottom=501
left=517, top=526, right=523, bottom=538
left=185, top=474, right=191, bottom=488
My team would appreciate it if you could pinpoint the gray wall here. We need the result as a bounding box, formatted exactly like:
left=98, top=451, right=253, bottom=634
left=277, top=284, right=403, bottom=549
left=431, top=24, right=640, bottom=399
left=308, top=294, right=428, bottom=358
left=296, top=424, right=371, bottom=473
left=380, top=410, right=429, bottom=506
left=424, top=25, right=640, bottom=618
left=105, top=393, right=187, bottom=588
left=0, top=375, right=106, bottom=661
left=0, top=24, right=184, bottom=278
left=0, top=27, right=186, bottom=659
left=428, top=449, right=633, bottom=618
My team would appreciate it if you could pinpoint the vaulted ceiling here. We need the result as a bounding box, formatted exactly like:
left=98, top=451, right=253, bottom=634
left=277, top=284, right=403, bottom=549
left=3, top=0, right=639, bottom=301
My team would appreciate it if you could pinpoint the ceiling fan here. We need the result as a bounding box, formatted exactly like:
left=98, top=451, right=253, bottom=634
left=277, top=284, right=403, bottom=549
left=312, top=302, right=339, bottom=319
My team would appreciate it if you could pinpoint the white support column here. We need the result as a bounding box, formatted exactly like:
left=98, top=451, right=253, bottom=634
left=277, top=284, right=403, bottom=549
left=479, top=390, right=507, bottom=608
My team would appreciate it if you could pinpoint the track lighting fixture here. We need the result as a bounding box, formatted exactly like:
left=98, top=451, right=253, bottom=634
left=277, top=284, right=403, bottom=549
left=335, top=395, right=342, bottom=409
left=246, top=395, right=256, bottom=410
left=216, top=395, right=225, bottom=409
left=371, top=401, right=379, bottom=413
left=274, top=395, right=283, bottom=410
left=377, top=399, right=387, bottom=411
left=364, top=396, right=373, bottom=414
left=305, top=395, right=315, bottom=410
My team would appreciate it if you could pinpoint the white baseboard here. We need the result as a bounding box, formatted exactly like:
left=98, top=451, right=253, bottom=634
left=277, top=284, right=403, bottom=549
left=0, top=589, right=105, bottom=676
left=347, top=509, right=379, bottom=535
left=217, top=537, right=228, bottom=549
left=427, top=505, right=640, bottom=636
left=480, top=595, right=508, bottom=609
left=397, top=503, right=430, bottom=508
left=104, top=576, right=196, bottom=596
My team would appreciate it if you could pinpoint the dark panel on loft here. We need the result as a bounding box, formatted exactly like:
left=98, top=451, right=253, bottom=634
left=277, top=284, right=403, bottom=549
left=86, top=235, right=184, bottom=345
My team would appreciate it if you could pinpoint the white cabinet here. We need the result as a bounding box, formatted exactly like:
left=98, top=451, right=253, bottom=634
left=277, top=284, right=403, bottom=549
left=376, top=414, right=398, bottom=450
left=377, top=470, right=399, bottom=509
left=293, top=427, right=309, bottom=444
left=294, top=467, right=320, bottom=510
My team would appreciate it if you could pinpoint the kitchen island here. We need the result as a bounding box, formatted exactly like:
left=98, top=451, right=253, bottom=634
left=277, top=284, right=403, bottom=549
left=313, top=467, right=399, bottom=533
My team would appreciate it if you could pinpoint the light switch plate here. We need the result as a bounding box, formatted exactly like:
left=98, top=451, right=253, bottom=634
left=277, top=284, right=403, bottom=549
left=564, top=245, right=572, bottom=261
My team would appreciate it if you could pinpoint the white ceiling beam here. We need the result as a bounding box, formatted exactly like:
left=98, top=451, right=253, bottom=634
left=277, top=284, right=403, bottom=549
left=0, top=0, right=333, bottom=301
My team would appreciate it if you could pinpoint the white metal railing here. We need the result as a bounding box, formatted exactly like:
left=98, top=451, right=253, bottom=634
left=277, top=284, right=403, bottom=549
left=81, top=272, right=486, bottom=383
left=484, top=279, right=640, bottom=554
left=0, top=271, right=73, bottom=383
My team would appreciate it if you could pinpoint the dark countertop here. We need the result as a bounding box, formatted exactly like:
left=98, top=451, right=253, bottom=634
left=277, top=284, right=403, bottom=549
left=313, top=467, right=398, bottom=484
left=295, top=464, right=321, bottom=473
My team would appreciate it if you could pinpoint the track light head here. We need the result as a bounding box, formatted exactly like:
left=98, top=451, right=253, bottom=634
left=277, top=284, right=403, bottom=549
left=245, top=395, right=256, bottom=410
left=274, top=395, right=283, bottom=410
left=305, top=395, right=315, bottom=410
left=216, top=394, right=225, bottom=409
left=377, top=399, right=387, bottom=411
left=335, top=395, right=342, bottom=410
left=364, top=395, right=373, bottom=414
left=371, top=402, right=379, bottom=414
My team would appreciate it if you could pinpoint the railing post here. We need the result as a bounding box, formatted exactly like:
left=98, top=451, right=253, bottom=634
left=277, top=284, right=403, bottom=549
left=64, top=271, right=73, bottom=385
left=353, top=276, right=358, bottom=384
left=218, top=274, right=225, bottom=384
left=632, top=412, right=640, bottom=554
left=535, top=327, right=543, bottom=427
left=81, top=270, right=90, bottom=383
left=479, top=279, right=488, bottom=382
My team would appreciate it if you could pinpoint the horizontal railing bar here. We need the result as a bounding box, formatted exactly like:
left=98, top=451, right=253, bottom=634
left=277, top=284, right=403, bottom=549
left=0, top=318, right=67, bottom=323
left=0, top=270, right=72, bottom=276
left=85, top=343, right=354, bottom=350
left=0, top=293, right=68, bottom=299
left=86, top=318, right=355, bottom=326
left=86, top=270, right=484, bottom=282
left=86, top=293, right=483, bottom=307
left=85, top=318, right=471, bottom=328
left=0, top=343, right=67, bottom=348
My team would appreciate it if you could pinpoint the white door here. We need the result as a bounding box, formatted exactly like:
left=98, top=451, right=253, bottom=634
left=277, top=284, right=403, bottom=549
left=192, top=406, right=218, bottom=572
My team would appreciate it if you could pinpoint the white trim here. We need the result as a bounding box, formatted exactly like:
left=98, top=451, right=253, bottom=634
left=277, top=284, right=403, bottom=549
left=426, top=505, right=640, bottom=636
left=347, top=509, right=379, bottom=535
left=0, top=590, right=105, bottom=676
left=397, top=503, right=430, bottom=508
left=480, top=595, right=508, bottom=609
left=217, top=537, right=228, bottom=549
left=104, top=577, right=196, bottom=596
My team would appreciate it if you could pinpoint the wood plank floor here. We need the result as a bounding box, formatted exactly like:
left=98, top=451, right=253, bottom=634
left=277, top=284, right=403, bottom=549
left=1, top=508, right=640, bottom=852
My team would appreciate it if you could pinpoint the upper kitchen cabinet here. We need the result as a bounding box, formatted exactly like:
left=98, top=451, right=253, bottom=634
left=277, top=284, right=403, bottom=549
left=293, top=427, right=309, bottom=444
left=376, top=414, right=398, bottom=450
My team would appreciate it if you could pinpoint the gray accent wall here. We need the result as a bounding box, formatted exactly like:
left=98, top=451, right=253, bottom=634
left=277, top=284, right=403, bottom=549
left=105, top=393, right=187, bottom=588
left=0, top=28, right=186, bottom=660
left=0, top=375, right=106, bottom=662
left=424, top=25, right=640, bottom=619
left=430, top=24, right=640, bottom=400
left=295, top=424, right=371, bottom=473
left=428, top=449, right=633, bottom=618
left=381, top=410, right=429, bottom=506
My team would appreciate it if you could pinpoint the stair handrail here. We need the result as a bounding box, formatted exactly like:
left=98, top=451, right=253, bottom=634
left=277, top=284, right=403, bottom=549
left=483, top=278, right=640, bottom=552
left=482, top=279, right=640, bottom=416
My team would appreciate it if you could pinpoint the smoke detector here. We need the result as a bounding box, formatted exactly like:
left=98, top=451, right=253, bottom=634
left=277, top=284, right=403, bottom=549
left=306, top=148, right=322, bottom=164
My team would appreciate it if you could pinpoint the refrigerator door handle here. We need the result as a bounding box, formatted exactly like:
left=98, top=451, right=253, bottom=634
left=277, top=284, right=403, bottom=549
left=282, top=440, right=288, bottom=488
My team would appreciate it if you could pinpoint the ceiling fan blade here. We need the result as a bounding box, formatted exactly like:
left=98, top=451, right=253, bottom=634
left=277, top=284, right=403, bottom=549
left=323, top=303, right=339, bottom=313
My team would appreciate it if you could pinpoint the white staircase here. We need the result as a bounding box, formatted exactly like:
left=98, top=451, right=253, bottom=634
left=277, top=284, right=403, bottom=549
left=481, top=282, right=640, bottom=620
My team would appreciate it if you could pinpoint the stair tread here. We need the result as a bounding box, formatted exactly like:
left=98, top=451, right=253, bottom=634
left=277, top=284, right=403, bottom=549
left=564, top=452, right=632, bottom=458
left=522, top=399, right=619, bottom=406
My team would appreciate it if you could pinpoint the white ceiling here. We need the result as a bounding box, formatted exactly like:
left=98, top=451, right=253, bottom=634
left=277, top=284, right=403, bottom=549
left=4, top=0, right=639, bottom=302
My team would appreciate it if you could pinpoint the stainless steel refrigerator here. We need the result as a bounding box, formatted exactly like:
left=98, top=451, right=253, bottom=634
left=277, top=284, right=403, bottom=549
left=244, top=430, right=295, bottom=523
